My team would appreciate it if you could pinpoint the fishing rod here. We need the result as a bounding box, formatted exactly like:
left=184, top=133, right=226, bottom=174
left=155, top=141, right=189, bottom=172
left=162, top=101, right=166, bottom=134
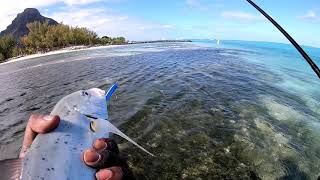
left=246, top=0, right=320, bottom=79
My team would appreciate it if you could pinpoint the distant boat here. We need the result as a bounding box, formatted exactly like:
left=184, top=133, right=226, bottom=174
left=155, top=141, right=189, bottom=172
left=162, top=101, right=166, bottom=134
left=217, top=39, right=220, bottom=46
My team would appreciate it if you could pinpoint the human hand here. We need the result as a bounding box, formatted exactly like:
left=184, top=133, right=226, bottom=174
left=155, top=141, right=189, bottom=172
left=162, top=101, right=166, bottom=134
left=20, top=114, right=133, bottom=180
left=20, top=114, right=60, bottom=158
left=83, top=138, right=135, bottom=180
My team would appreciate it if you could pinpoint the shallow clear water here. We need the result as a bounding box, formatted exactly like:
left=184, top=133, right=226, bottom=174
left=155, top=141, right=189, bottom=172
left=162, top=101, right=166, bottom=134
left=0, top=41, right=319, bottom=179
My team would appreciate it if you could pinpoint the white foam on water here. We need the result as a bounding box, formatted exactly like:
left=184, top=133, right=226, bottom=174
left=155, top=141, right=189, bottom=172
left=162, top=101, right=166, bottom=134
left=270, top=61, right=320, bottom=117
left=279, top=77, right=310, bottom=93
left=118, top=48, right=164, bottom=53
left=27, top=57, right=90, bottom=67
left=303, top=96, right=320, bottom=115
left=261, top=96, right=304, bottom=121
left=88, top=51, right=141, bottom=57
left=108, top=52, right=142, bottom=56
left=254, top=118, right=289, bottom=145
left=0, top=51, right=140, bottom=76
left=0, top=56, right=93, bottom=76
left=260, top=95, right=320, bottom=130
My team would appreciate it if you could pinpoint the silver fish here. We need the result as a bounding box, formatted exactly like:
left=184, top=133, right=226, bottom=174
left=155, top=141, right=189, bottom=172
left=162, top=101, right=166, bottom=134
left=1, top=84, right=153, bottom=180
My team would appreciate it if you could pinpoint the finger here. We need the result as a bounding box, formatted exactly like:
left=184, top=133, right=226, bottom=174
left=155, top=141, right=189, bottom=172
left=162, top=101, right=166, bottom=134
left=93, top=138, right=119, bottom=154
left=83, top=148, right=124, bottom=169
left=83, top=149, right=101, bottom=167
left=28, top=114, right=60, bottom=134
left=20, top=114, right=60, bottom=158
left=96, top=167, right=123, bottom=180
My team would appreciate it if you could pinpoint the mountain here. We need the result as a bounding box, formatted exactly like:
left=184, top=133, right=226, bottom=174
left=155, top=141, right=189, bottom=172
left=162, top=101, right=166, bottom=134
left=0, top=8, right=58, bottom=40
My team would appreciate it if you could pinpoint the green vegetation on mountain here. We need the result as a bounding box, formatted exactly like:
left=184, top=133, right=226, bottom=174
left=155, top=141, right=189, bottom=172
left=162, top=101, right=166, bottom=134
left=0, top=21, right=126, bottom=62
left=0, top=35, right=17, bottom=60
left=21, top=21, right=99, bottom=53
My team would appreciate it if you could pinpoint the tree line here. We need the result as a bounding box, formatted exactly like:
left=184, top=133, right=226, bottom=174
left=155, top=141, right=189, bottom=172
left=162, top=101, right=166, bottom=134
left=0, top=21, right=126, bottom=62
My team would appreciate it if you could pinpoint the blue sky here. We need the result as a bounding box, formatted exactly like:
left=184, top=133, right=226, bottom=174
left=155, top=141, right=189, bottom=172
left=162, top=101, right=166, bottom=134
left=0, top=0, right=319, bottom=47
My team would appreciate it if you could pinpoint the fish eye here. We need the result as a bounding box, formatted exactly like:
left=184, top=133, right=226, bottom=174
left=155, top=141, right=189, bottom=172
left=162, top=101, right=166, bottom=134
left=82, top=91, right=89, bottom=96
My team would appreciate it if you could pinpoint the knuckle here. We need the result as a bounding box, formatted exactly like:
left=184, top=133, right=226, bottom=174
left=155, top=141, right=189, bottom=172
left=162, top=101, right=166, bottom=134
left=29, top=113, right=40, bottom=121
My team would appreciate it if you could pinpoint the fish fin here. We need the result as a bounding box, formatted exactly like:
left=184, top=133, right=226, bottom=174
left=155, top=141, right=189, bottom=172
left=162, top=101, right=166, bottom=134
left=98, top=119, right=155, bottom=156
left=105, top=83, right=118, bottom=102
left=0, top=158, right=22, bottom=180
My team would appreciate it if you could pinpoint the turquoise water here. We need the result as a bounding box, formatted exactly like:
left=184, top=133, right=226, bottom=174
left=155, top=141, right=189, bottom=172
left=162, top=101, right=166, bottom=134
left=188, top=40, right=320, bottom=179
left=0, top=41, right=319, bottom=179
left=195, top=40, right=320, bottom=114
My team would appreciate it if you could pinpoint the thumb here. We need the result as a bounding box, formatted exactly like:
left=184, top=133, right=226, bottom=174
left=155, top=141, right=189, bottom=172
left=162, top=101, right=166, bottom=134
left=20, top=114, right=60, bottom=158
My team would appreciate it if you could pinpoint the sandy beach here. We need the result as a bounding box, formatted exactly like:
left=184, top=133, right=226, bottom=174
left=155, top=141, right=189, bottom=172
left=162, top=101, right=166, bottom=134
left=0, top=45, right=125, bottom=65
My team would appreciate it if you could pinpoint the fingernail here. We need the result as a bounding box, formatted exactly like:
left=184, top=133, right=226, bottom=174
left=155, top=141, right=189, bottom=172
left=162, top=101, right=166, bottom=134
left=96, top=169, right=113, bottom=180
left=94, top=139, right=107, bottom=150
left=43, top=115, right=54, bottom=121
left=84, top=149, right=101, bottom=163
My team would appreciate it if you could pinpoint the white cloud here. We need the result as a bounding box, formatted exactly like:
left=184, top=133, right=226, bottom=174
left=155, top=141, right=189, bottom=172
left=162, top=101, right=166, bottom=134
left=46, top=7, right=176, bottom=40
left=0, top=0, right=108, bottom=31
left=186, top=0, right=224, bottom=11
left=299, top=10, right=319, bottom=22
left=161, top=24, right=174, bottom=29
left=186, top=0, right=199, bottom=6
left=186, top=0, right=208, bottom=11
left=63, top=0, right=103, bottom=5
left=0, top=0, right=175, bottom=40
left=221, top=11, right=264, bottom=22
left=0, top=0, right=57, bottom=30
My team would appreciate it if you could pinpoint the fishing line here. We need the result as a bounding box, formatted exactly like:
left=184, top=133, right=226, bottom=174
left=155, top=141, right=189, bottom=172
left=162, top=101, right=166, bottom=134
left=246, top=0, right=320, bottom=79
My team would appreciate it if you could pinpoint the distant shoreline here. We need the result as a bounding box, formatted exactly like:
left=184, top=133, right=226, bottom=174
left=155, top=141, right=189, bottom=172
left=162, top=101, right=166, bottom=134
left=129, top=40, right=192, bottom=44
left=1, top=40, right=192, bottom=65
left=0, top=45, right=123, bottom=65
